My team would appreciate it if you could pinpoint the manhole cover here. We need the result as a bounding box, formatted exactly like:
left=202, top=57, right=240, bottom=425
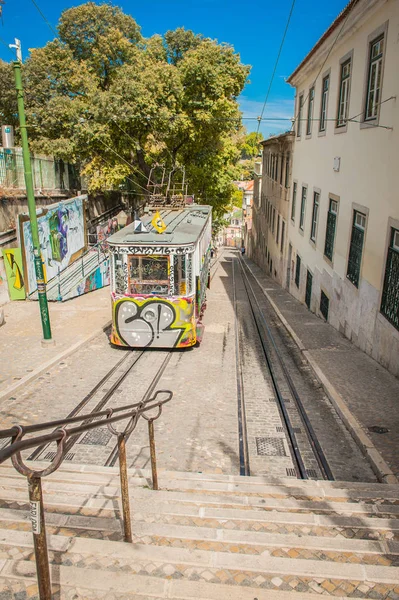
left=286, top=468, right=297, bottom=477
left=306, top=469, right=318, bottom=478
left=44, top=452, right=75, bottom=461
left=368, top=426, right=389, bottom=434
left=256, top=437, right=286, bottom=456
left=79, top=427, right=112, bottom=446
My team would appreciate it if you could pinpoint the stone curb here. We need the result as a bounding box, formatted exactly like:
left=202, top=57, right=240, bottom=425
left=244, top=261, right=398, bottom=486
left=0, top=320, right=112, bottom=405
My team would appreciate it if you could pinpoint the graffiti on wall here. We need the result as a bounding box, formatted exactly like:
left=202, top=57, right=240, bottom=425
left=19, top=196, right=87, bottom=294
left=111, top=294, right=195, bottom=348
left=1, top=248, right=26, bottom=300
left=62, top=258, right=110, bottom=302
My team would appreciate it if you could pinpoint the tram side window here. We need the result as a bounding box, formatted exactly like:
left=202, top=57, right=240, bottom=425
left=173, top=255, right=187, bottom=296
left=128, top=255, right=169, bottom=295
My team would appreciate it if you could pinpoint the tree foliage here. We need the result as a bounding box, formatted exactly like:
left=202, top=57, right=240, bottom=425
left=0, top=3, right=250, bottom=214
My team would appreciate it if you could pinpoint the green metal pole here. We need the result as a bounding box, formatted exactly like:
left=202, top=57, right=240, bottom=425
left=13, top=60, right=53, bottom=342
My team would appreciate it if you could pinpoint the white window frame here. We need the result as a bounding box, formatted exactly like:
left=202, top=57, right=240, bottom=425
left=310, top=191, right=320, bottom=243
left=299, top=186, right=307, bottom=231
left=306, top=87, right=315, bottom=136
left=319, top=74, right=330, bottom=133
left=337, top=59, right=351, bottom=128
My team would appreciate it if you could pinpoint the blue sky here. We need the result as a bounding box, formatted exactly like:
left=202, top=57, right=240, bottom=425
left=0, top=0, right=348, bottom=138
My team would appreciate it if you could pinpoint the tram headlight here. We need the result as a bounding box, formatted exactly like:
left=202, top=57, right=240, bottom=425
left=143, top=308, right=157, bottom=322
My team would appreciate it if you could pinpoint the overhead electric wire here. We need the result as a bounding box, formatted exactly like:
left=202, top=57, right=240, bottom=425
left=292, top=5, right=354, bottom=132
left=256, top=0, right=297, bottom=140
left=29, top=0, right=58, bottom=37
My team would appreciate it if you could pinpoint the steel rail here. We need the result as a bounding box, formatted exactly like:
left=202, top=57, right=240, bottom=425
left=239, top=256, right=334, bottom=480
left=0, top=391, right=173, bottom=464
left=105, top=351, right=173, bottom=467
left=235, top=256, right=307, bottom=479
left=27, top=350, right=144, bottom=461
left=232, top=258, right=250, bottom=476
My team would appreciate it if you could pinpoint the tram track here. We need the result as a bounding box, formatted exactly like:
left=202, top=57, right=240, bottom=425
left=233, top=253, right=334, bottom=481
left=105, top=351, right=173, bottom=467
left=28, top=350, right=145, bottom=462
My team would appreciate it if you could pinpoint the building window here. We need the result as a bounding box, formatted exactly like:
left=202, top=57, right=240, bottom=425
left=291, top=182, right=297, bottom=222
left=337, top=59, right=351, bottom=127
left=295, top=254, right=301, bottom=287
left=297, top=94, right=304, bottom=137
left=306, top=87, right=315, bottom=135
left=276, top=215, right=280, bottom=244
left=280, top=155, right=284, bottom=185
left=310, top=191, right=320, bottom=242
left=272, top=208, right=276, bottom=234
left=380, top=228, right=399, bottom=331
left=365, top=36, right=384, bottom=121
left=324, top=199, right=338, bottom=261
left=281, top=221, right=285, bottom=253
left=275, top=155, right=279, bottom=181
left=305, top=270, right=313, bottom=309
left=319, top=75, right=329, bottom=132
left=299, top=186, right=307, bottom=231
left=320, top=290, right=329, bottom=320
left=285, top=154, right=290, bottom=188
left=347, top=210, right=366, bottom=287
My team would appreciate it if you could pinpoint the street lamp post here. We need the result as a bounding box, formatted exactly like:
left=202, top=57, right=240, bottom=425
left=11, top=41, right=53, bottom=344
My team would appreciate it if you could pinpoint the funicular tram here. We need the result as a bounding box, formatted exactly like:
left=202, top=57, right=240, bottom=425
left=107, top=203, right=212, bottom=349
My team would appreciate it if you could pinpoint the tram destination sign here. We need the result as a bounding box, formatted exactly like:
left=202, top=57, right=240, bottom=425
left=108, top=245, right=195, bottom=255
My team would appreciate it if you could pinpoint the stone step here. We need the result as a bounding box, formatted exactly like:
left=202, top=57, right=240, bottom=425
left=0, top=507, right=397, bottom=562
left=0, top=532, right=398, bottom=594
left=1, top=493, right=398, bottom=534
left=1, top=463, right=397, bottom=500
left=1, top=482, right=398, bottom=519
left=1, top=462, right=397, bottom=494
left=0, top=562, right=359, bottom=600
left=0, top=504, right=397, bottom=545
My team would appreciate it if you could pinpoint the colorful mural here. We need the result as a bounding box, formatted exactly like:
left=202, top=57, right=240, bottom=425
left=62, top=258, right=110, bottom=302
left=1, top=248, right=26, bottom=300
left=19, top=196, right=87, bottom=295
left=111, top=294, right=195, bottom=348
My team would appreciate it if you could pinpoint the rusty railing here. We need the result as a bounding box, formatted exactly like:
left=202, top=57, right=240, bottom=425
left=0, top=390, right=172, bottom=600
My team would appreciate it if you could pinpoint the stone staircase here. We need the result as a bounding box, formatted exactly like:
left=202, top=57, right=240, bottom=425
left=0, top=463, right=398, bottom=599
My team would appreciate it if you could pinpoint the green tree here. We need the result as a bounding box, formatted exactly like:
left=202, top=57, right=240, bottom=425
left=3, top=2, right=250, bottom=214
left=241, top=131, right=263, bottom=159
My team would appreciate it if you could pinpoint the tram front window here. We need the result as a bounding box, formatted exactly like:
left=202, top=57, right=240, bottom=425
left=128, top=255, right=169, bottom=295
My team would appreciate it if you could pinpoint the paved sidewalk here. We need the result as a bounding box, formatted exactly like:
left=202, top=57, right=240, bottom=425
left=244, top=257, right=399, bottom=484
left=0, top=287, right=111, bottom=399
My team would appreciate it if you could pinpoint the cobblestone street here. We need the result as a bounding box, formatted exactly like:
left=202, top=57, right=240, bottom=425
left=0, top=250, right=390, bottom=483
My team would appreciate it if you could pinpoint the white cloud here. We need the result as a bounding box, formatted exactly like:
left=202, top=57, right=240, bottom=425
left=239, top=96, right=295, bottom=139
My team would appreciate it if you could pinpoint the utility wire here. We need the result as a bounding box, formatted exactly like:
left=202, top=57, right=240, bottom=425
left=0, top=34, right=15, bottom=59
left=292, top=5, right=354, bottom=132
left=256, top=0, right=297, bottom=138
left=30, top=0, right=58, bottom=37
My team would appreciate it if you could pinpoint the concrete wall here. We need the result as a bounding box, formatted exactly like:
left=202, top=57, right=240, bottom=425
left=251, top=133, right=293, bottom=288
left=288, top=0, right=399, bottom=376
left=0, top=190, right=125, bottom=233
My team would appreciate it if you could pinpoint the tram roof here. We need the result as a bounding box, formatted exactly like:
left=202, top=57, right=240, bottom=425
left=107, top=205, right=212, bottom=247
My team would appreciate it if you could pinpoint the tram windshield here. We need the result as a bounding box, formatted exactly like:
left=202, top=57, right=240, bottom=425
left=128, top=255, right=169, bottom=295
left=121, top=254, right=190, bottom=296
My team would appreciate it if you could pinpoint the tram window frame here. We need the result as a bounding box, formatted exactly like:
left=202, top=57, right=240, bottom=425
left=173, top=254, right=188, bottom=296
left=127, top=255, right=169, bottom=296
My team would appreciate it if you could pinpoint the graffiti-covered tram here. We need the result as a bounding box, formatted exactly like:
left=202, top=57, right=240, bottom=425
left=107, top=205, right=212, bottom=348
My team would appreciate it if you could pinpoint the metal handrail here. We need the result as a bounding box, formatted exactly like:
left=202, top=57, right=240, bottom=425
left=0, top=389, right=173, bottom=600
left=0, top=392, right=170, bottom=441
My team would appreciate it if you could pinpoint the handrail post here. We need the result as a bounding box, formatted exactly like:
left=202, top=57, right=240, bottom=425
left=28, top=475, right=51, bottom=600
left=117, top=434, right=132, bottom=543
left=148, top=419, right=158, bottom=491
